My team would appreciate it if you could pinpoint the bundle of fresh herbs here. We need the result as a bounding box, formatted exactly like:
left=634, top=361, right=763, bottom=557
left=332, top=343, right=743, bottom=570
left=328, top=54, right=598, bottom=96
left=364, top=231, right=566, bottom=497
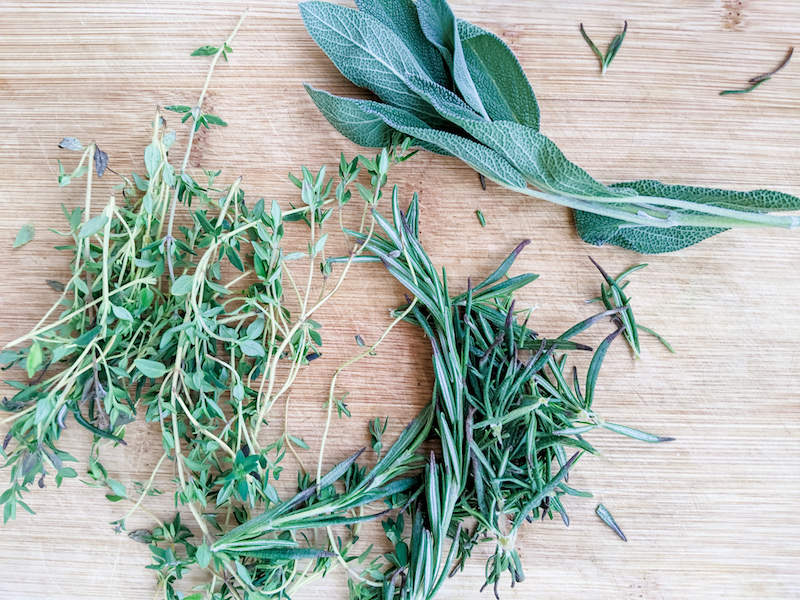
left=1, top=9, right=674, bottom=600
left=326, top=190, right=673, bottom=598
left=299, top=0, right=800, bottom=254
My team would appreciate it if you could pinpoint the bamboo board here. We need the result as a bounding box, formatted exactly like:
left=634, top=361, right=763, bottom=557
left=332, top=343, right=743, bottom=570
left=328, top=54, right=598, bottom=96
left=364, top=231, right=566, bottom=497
left=1, top=1, right=799, bottom=598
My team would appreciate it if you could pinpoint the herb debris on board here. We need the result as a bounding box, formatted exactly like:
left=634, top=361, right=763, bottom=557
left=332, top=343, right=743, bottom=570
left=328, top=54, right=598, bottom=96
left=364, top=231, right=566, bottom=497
left=580, top=20, right=627, bottom=76
left=1, top=8, right=674, bottom=600
left=720, top=46, right=793, bottom=95
left=300, top=0, right=800, bottom=254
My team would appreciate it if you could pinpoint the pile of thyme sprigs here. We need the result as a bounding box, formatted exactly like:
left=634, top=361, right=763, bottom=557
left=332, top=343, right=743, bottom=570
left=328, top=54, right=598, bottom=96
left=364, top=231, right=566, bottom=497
left=1, top=12, right=673, bottom=600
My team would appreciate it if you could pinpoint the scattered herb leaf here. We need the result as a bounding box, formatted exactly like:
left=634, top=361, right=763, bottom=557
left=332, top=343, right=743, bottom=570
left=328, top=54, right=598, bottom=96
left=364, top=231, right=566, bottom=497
left=12, top=223, right=35, bottom=248
left=596, top=503, right=627, bottom=541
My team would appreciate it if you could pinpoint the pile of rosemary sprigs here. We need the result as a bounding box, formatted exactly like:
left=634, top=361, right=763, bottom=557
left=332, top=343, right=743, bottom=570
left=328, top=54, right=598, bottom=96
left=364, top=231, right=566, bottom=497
left=0, top=12, right=673, bottom=600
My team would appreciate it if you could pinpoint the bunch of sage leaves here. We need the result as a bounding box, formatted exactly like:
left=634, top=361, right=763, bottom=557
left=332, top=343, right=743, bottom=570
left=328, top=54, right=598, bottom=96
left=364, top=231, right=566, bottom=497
left=299, top=0, right=800, bottom=254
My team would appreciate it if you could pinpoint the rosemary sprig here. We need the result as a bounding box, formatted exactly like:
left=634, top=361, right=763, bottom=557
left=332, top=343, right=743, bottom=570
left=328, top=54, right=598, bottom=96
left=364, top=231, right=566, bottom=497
left=341, top=187, right=674, bottom=596
left=580, top=21, right=628, bottom=76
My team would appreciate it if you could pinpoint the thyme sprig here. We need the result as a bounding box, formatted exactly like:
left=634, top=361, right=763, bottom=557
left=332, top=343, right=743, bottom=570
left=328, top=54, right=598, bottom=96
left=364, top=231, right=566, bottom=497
left=0, top=14, right=426, bottom=599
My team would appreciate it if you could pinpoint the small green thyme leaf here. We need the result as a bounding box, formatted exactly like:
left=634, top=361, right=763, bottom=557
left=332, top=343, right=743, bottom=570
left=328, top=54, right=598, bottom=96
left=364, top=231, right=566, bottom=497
left=79, top=215, right=108, bottom=239
left=13, top=223, right=35, bottom=248
left=191, top=45, right=219, bottom=56
left=134, top=359, right=168, bottom=379
left=475, top=210, right=486, bottom=227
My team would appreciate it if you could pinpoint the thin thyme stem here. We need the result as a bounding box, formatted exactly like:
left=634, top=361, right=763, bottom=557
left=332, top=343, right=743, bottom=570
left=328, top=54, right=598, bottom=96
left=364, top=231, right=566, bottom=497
left=164, top=10, right=249, bottom=282
left=116, top=453, right=167, bottom=524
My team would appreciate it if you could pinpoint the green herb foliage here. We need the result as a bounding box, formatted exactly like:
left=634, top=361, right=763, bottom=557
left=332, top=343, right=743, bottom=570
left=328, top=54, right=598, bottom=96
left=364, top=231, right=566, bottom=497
left=2, top=10, right=673, bottom=600
left=300, top=0, right=800, bottom=254
left=12, top=223, right=35, bottom=248
left=720, top=47, right=793, bottom=95
left=580, top=21, right=627, bottom=76
left=335, top=187, right=673, bottom=597
left=596, top=503, right=627, bottom=541
left=0, top=14, right=427, bottom=599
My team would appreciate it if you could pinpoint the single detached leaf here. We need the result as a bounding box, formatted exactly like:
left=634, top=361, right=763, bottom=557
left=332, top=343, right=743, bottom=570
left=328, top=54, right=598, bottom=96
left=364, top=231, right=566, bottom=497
left=191, top=45, right=219, bottom=56
left=94, top=146, right=109, bottom=177
left=719, top=78, right=771, bottom=96
left=579, top=24, right=604, bottom=67
left=602, top=421, right=674, bottom=443
left=596, top=503, right=627, bottom=541
left=134, top=358, right=168, bottom=379
left=602, top=21, right=628, bottom=75
left=13, top=223, right=35, bottom=248
left=58, top=137, right=83, bottom=151
left=78, top=215, right=108, bottom=239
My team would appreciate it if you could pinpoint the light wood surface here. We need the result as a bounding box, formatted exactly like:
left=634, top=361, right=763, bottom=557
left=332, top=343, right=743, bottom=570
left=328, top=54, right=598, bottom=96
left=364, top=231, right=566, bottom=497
left=1, top=1, right=799, bottom=598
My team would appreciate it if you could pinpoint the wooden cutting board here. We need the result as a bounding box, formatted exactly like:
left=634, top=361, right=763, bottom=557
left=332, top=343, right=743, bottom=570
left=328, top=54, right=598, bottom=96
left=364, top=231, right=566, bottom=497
left=1, top=1, right=799, bottom=598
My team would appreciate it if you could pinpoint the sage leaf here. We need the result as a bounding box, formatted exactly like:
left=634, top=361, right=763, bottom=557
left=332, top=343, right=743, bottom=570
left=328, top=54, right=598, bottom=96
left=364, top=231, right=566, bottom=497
left=304, top=84, right=445, bottom=155
left=354, top=0, right=448, bottom=85
left=458, top=20, right=540, bottom=130
left=134, top=359, right=168, bottom=379
left=316, top=90, right=526, bottom=188
left=299, top=1, right=446, bottom=126
left=13, top=223, right=35, bottom=248
left=416, top=0, right=489, bottom=119
left=576, top=179, right=800, bottom=253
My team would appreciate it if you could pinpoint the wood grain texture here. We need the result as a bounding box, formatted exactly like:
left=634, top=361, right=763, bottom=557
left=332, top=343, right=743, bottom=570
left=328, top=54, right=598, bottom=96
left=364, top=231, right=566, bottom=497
left=1, top=1, right=799, bottom=598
